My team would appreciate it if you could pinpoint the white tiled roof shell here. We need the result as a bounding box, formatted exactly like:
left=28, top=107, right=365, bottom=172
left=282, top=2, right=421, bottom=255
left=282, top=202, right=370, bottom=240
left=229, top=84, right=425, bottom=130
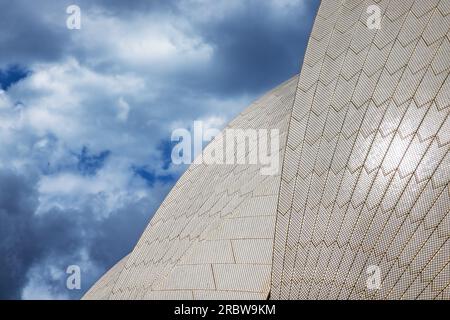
left=271, top=0, right=450, bottom=300
left=83, top=76, right=298, bottom=300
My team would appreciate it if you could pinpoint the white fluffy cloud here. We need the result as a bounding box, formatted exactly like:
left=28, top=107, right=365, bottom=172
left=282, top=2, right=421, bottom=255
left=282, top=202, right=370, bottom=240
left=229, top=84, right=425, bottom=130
left=73, top=12, right=214, bottom=70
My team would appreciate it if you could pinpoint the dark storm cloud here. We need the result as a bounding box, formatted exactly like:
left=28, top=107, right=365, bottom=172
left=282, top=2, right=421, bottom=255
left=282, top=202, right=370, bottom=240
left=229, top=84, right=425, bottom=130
left=0, top=1, right=70, bottom=67
left=0, top=170, right=40, bottom=299
left=0, top=168, right=155, bottom=299
left=186, top=0, right=321, bottom=96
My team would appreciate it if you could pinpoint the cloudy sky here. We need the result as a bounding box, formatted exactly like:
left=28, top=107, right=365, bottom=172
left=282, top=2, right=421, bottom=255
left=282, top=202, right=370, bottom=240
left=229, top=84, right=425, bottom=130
left=0, top=0, right=319, bottom=299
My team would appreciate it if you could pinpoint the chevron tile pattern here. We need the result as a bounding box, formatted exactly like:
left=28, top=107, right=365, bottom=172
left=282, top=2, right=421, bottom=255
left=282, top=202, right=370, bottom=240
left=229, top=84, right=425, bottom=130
left=84, top=0, right=449, bottom=300
left=271, top=0, right=450, bottom=300
left=83, top=255, right=129, bottom=300
left=83, top=76, right=298, bottom=300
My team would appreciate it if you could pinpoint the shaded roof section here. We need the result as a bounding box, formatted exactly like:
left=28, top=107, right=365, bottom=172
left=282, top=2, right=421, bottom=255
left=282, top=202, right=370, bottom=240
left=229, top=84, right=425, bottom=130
left=83, top=75, right=298, bottom=300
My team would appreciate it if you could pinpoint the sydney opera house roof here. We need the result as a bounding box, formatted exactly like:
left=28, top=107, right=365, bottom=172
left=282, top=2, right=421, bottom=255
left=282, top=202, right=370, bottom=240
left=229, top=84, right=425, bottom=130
left=84, top=0, right=450, bottom=300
